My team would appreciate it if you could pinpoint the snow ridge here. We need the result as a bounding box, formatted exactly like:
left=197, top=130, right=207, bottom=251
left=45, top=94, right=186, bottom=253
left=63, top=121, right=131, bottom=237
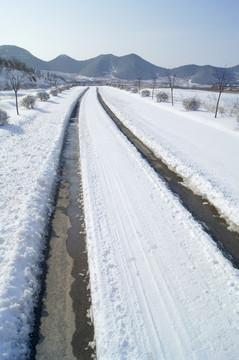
left=0, top=87, right=84, bottom=359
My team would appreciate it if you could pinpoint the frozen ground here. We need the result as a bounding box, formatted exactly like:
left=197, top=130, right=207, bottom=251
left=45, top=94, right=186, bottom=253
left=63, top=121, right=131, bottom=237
left=100, top=86, right=239, bottom=227
left=79, top=87, right=239, bottom=359
left=0, top=87, right=85, bottom=359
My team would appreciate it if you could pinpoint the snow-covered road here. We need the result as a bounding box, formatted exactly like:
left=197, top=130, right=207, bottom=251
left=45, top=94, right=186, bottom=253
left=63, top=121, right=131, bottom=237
left=79, top=88, right=239, bottom=359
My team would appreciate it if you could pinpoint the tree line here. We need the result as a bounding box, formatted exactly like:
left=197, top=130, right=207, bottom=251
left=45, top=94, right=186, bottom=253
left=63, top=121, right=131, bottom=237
left=0, top=57, right=35, bottom=74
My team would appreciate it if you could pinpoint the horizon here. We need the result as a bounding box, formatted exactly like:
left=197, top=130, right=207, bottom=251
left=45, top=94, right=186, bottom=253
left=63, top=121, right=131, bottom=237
left=1, top=0, right=239, bottom=68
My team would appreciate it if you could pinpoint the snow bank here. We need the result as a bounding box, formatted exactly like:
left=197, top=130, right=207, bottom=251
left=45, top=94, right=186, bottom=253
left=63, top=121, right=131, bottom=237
left=0, top=87, right=85, bottom=359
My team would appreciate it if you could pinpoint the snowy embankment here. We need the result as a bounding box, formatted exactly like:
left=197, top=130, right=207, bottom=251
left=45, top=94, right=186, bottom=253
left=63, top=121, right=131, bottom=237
left=0, top=87, right=85, bottom=359
left=100, top=86, right=239, bottom=227
left=79, top=88, right=239, bottom=359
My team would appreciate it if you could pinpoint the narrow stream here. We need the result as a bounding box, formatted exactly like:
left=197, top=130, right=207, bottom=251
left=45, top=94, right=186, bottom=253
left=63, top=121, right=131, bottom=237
left=97, top=88, right=239, bottom=269
left=30, top=89, right=95, bottom=359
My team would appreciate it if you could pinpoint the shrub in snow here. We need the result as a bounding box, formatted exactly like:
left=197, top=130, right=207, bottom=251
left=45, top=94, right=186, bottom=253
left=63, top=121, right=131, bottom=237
left=58, top=85, right=68, bottom=93
left=234, top=108, right=239, bottom=124
left=230, top=100, right=239, bottom=121
left=0, top=109, right=9, bottom=125
left=156, top=91, right=169, bottom=102
left=21, top=95, right=36, bottom=109
left=183, top=97, right=201, bottom=111
left=202, top=101, right=216, bottom=113
left=131, top=88, right=138, bottom=93
left=50, top=88, right=58, bottom=96
left=218, top=106, right=226, bottom=116
left=141, top=89, right=151, bottom=97
left=59, top=85, right=67, bottom=92
left=37, top=91, right=50, bottom=101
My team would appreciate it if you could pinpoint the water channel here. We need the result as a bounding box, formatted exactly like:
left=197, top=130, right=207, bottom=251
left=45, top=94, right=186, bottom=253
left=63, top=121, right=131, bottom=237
left=31, top=90, right=95, bottom=360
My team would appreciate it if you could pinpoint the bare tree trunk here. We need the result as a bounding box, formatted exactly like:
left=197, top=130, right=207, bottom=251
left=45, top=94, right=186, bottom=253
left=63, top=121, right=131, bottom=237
left=9, top=75, right=21, bottom=115
left=152, top=74, right=157, bottom=100
left=152, top=83, right=155, bottom=100
left=171, top=87, right=174, bottom=106
left=14, top=90, right=19, bottom=115
left=214, top=68, right=227, bottom=118
left=166, top=72, right=176, bottom=106
left=138, top=77, right=142, bottom=93
left=215, top=91, right=222, bottom=118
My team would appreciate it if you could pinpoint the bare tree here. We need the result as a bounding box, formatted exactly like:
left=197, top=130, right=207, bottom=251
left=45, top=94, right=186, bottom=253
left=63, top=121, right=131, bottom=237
left=137, top=76, right=142, bottom=93
left=9, top=75, right=21, bottom=115
left=214, top=68, right=227, bottom=118
left=166, top=71, right=176, bottom=106
left=151, top=73, right=157, bottom=100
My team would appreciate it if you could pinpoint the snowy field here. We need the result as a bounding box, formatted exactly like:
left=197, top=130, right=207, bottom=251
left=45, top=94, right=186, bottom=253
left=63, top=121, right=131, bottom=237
left=100, top=86, right=239, bottom=228
left=0, top=84, right=239, bottom=359
left=79, top=88, right=239, bottom=359
left=0, top=86, right=86, bottom=359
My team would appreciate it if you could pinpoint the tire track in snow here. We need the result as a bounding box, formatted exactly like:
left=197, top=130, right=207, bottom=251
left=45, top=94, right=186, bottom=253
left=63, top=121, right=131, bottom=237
left=92, top=99, right=215, bottom=359
left=80, top=99, right=154, bottom=358
left=79, top=88, right=239, bottom=359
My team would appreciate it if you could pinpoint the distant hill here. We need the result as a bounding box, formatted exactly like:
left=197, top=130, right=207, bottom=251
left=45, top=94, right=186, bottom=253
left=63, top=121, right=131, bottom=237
left=0, top=45, right=238, bottom=85
left=0, top=45, right=48, bottom=71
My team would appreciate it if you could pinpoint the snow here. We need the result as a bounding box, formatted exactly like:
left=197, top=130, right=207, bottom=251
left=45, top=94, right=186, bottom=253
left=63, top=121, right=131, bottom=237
left=0, top=86, right=86, bottom=359
left=79, top=87, right=239, bottom=359
left=0, top=68, right=66, bottom=91
left=1, top=83, right=239, bottom=359
left=100, top=86, right=239, bottom=228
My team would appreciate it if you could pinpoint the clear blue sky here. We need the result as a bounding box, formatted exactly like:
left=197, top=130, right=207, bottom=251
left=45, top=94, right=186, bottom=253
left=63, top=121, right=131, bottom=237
left=1, top=0, right=238, bottom=68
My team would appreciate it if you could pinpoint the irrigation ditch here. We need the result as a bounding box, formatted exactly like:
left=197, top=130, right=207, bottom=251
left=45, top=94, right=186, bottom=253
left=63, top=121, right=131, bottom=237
left=97, top=88, right=239, bottom=269
left=30, top=88, right=95, bottom=360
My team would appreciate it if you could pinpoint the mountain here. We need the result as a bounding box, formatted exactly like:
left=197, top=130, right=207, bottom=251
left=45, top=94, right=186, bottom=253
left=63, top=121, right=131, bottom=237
left=171, top=64, right=237, bottom=85
left=0, top=45, right=238, bottom=85
left=0, top=45, right=48, bottom=70
left=0, top=44, right=168, bottom=79
left=47, top=54, right=85, bottom=73
left=47, top=53, right=164, bottom=79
